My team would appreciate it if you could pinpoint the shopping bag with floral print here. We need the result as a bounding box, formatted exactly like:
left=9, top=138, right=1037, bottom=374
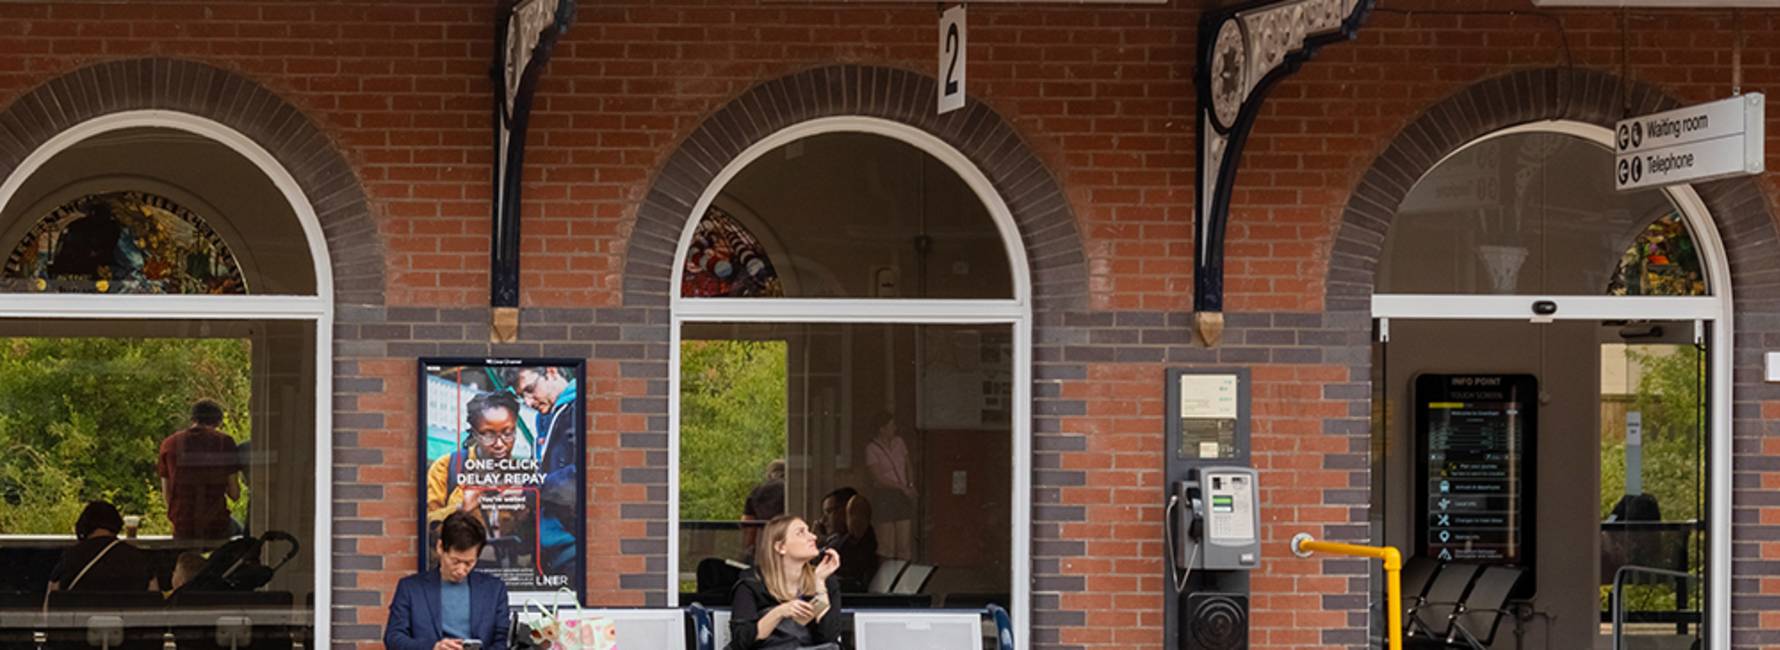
left=521, top=588, right=617, bottom=650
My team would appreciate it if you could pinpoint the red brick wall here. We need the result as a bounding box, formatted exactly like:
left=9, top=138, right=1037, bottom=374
left=3, top=1, right=1779, bottom=649
left=4, top=3, right=1779, bottom=315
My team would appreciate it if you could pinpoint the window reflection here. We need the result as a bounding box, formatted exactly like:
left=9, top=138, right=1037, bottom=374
left=1381, top=133, right=1702, bottom=295
left=679, top=133, right=1013, bottom=299
left=679, top=322, right=1012, bottom=610
left=0, top=320, right=315, bottom=648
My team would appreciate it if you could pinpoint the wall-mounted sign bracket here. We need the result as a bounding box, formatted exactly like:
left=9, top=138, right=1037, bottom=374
left=1193, top=0, right=1372, bottom=346
left=491, top=0, right=576, bottom=342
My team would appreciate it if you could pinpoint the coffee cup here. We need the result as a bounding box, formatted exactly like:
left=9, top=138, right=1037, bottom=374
left=122, top=515, right=140, bottom=538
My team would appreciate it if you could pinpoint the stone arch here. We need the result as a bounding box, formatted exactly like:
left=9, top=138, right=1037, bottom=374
left=1326, top=67, right=1777, bottom=312
left=0, top=58, right=382, bottom=304
left=621, top=64, right=1087, bottom=310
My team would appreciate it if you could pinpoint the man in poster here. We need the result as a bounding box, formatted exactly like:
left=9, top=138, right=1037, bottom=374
left=514, top=367, right=579, bottom=576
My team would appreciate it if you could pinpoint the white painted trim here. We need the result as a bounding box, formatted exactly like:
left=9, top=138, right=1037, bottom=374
left=1377, top=120, right=1732, bottom=649
left=666, top=117, right=1033, bottom=650
left=0, top=294, right=329, bottom=319
left=676, top=298, right=1026, bottom=323
left=0, top=111, right=334, bottom=642
left=1370, top=295, right=1722, bottom=321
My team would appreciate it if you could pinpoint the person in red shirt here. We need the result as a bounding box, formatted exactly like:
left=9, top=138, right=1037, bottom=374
left=157, top=399, right=241, bottom=540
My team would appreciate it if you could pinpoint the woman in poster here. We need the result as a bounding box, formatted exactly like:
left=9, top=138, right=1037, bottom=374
left=864, top=411, right=916, bottom=560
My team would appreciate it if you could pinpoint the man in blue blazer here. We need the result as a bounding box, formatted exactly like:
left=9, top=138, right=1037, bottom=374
left=386, top=512, right=511, bottom=650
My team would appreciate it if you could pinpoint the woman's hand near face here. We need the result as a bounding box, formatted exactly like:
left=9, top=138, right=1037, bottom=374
left=813, top=548, right=841, bottom=581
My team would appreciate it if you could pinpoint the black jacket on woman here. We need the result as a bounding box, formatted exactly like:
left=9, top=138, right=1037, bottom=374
left=726, top=568, right=845, bottom=650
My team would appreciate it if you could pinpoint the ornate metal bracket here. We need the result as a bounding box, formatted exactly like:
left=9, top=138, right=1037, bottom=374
left=491, top=0, right=575, bottom=342
left=1193, top=0, right=1372, bottom=346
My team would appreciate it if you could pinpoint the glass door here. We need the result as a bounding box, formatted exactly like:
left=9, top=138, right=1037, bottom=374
left=1373, top=318, right=1708, bottom=649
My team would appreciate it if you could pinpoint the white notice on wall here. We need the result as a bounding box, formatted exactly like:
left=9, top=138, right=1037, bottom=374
left=1179, top=374, right=1238, bottom=419
left=937, top=5, right=966, bottom=114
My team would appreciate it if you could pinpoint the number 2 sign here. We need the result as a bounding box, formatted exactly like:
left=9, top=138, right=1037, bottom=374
left=938, top=5, right=965, bottom=114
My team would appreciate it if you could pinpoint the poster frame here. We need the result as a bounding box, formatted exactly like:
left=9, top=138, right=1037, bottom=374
left=415, top=356, right=588, bottom=603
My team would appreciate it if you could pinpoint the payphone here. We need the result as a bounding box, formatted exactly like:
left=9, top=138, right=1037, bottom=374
left=1164, top=369, right=1258, bottom=650
left=1170, top=467, right=1261, bottom=572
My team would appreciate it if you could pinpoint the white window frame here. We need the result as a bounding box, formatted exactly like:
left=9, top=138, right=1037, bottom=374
left=0, top=110, right=334, bottom=640
left=668, top=116, right=1033, bottom=650
left=1372, top=120, right=1732, bottom=649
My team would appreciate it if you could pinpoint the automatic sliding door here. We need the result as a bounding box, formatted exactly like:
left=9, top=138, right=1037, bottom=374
left=1376, top=319, right=1708, bottom=649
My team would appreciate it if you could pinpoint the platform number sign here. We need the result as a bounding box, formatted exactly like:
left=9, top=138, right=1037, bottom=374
left=938, top=5, right=966, bottom=114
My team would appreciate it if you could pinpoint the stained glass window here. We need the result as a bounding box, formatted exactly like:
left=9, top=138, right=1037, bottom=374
left=1608, top=212, right=1707, bottom=297
left=681, top=206, right=783, bottom=298
left=2, top=191, right=246, bottom=294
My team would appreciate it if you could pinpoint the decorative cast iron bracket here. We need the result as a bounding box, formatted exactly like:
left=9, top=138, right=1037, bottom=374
left=491, top=0, right=575, bottom=342
left=1193, top=0, right=1372, bottom=346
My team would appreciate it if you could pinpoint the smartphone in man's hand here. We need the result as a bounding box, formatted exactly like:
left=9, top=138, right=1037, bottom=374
left=462, top=639, right=482, bottom=650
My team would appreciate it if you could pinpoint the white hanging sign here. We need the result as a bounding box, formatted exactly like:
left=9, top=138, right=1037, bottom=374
left=938, top=5, right=966, bottom=114
left=1614, top=93, right=1765, bottom=191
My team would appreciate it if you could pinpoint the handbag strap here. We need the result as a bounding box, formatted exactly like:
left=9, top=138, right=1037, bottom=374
left=66, top=538, right=123, bottom=591
left=44, top=538, right=124, bottom=613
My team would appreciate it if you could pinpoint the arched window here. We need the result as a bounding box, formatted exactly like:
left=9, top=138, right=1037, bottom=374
left=0, top=116, right=330, bottom=641
left=1379, top=132, right=1707, bottom=295
left=671, top=122, right=1031, bottom=624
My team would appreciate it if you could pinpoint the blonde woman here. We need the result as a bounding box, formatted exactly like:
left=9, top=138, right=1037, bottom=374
left=726, top=515, right=844, bottom=650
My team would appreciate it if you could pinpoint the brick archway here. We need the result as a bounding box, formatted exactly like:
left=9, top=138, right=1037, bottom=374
left=1326, top=67, right=1780, bottom=645
left=622, top=64, right=1087, bottom=310
left=1327, top=67, right=1776, bottom=310
left=608, top=64, right=1086, bottom=610
left=0, top=58, right=382, bottom=304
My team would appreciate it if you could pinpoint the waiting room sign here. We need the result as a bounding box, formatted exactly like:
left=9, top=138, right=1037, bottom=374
left=1614, top=93, right=1765, bottom=191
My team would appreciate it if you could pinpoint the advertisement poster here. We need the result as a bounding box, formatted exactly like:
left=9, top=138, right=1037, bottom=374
left=418, top=358, right=585, bottom=600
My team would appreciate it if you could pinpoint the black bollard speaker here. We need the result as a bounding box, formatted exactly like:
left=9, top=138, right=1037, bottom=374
left=1180, top=592, right=1249, bottom=650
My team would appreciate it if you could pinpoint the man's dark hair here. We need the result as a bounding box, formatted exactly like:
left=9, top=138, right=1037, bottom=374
left=75, top=500, right=124, bottom=540
left=191, top=399, right=225, bottom=427
left=438, top=511, right=488, bottom=553
left=465, top=391, right=521, bottom=429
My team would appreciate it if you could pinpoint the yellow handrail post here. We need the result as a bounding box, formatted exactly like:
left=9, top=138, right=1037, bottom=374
left=1290, top=532, right=1402, bottom=650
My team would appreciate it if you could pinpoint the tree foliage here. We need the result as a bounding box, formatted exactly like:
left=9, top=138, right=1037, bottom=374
left=1598, top=344, right=1705, bottom=615
left=678, top=340, right=786, bottom=521
left=0, top=337, right=251, bottom=535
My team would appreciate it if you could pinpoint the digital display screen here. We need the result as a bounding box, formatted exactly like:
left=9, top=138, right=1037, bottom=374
left=1415, top=374, right=1537, bottom=587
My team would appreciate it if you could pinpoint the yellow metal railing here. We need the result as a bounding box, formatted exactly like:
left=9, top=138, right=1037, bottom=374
left=1290, top=533, right=1403, bottom=650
